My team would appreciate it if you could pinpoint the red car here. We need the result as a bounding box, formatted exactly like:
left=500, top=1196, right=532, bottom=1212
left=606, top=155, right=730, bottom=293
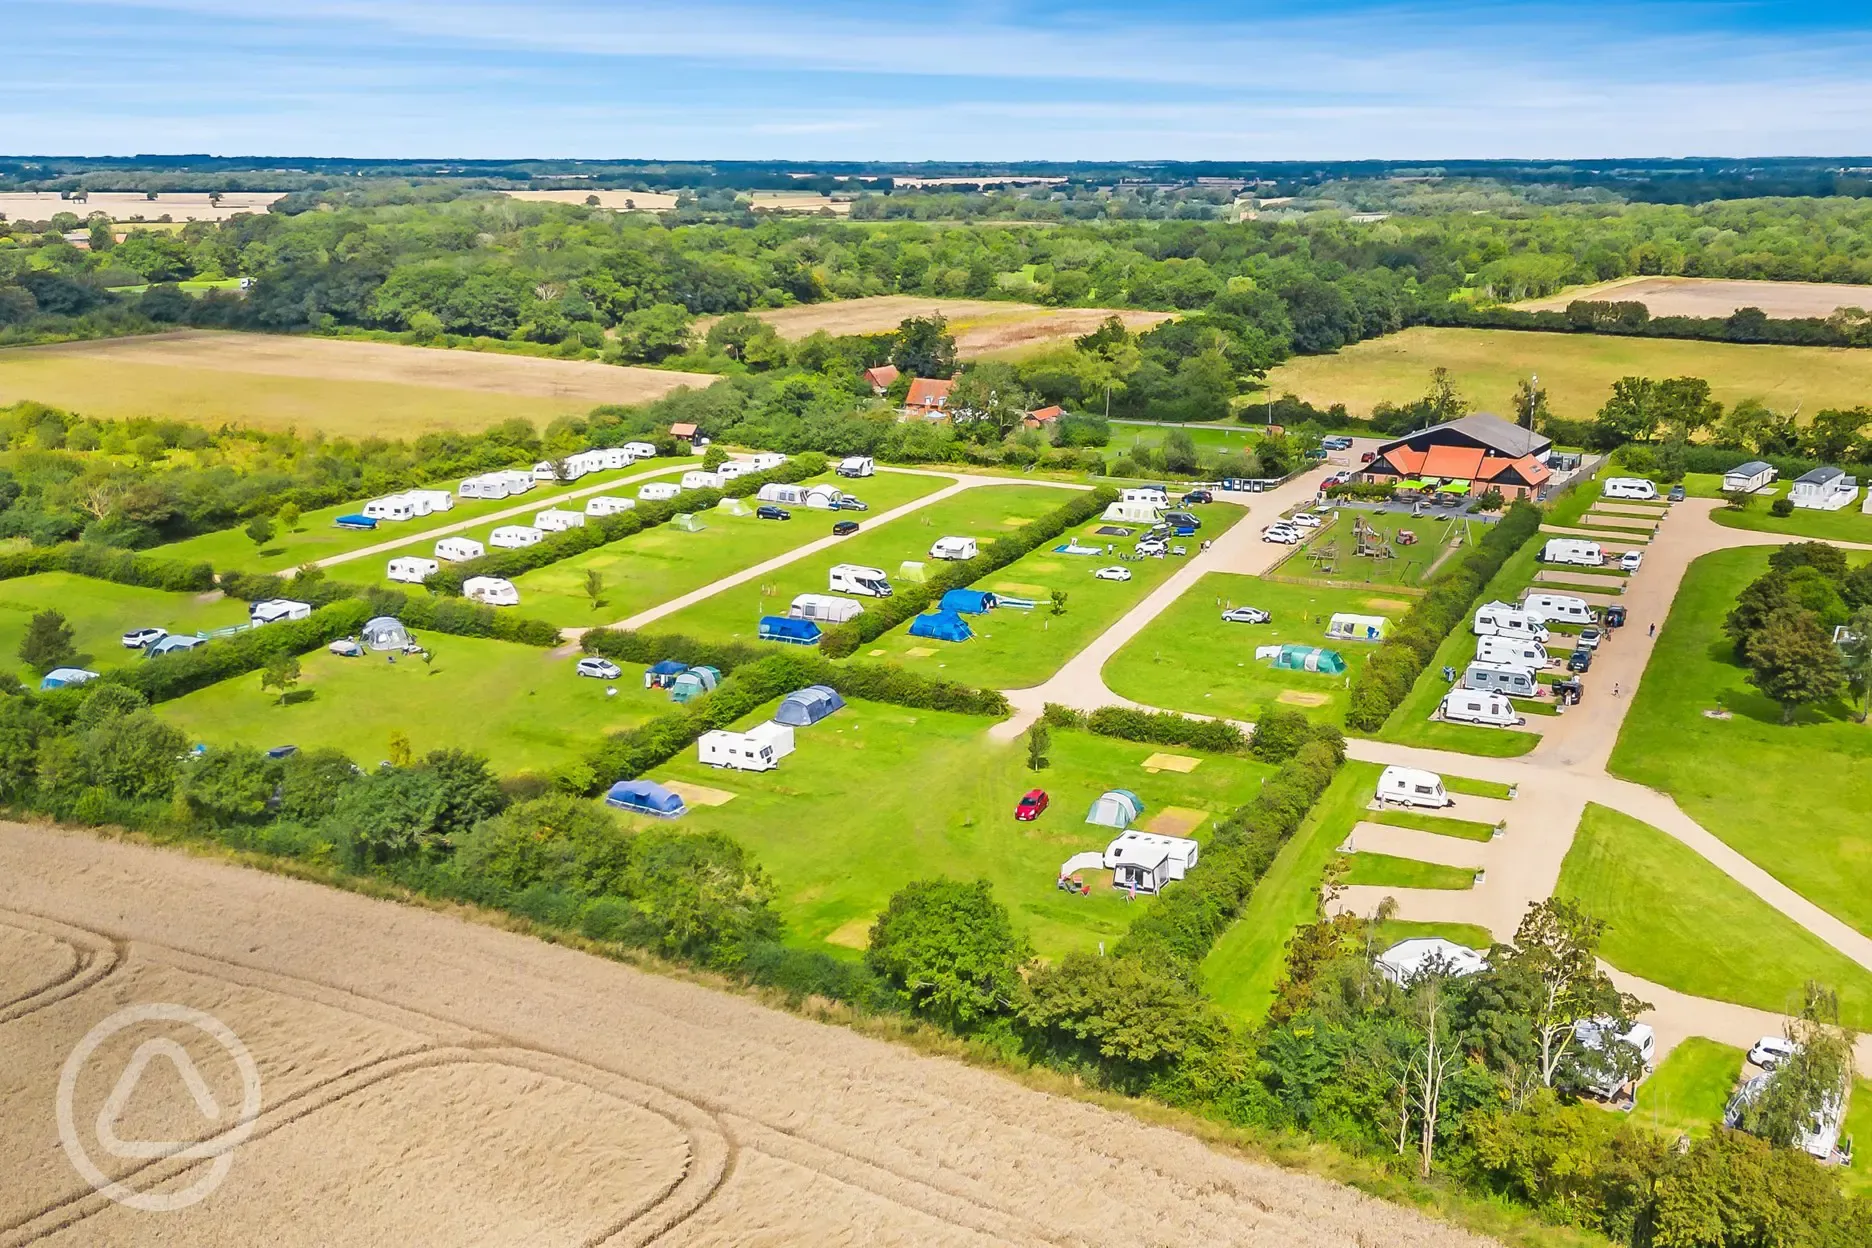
left=1360, top=450, right=1376, bottom=463
left=1015, top=789, right=1049, bottom=821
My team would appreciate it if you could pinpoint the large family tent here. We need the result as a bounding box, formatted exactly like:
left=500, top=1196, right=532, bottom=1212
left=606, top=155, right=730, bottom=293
left=938, top=589, right=998, bottom=615
left=643, top=659, right=688, bottom=689
left=39, top=667, right=98, bottom=690
left=361, top=616, right=411, bottom=652
left=1271, top=644, right=1347, bottom=675
left=758, top=616, right=822, bottom=646
left=774, top=684, right=845, bottom=727
left=1085, top=788, right=1145, bottom=830
left=908, top=610, right=973, bottom=643
left=603, top=779, right=688, bottom=818
left=669, top=666, right=721, bottom=703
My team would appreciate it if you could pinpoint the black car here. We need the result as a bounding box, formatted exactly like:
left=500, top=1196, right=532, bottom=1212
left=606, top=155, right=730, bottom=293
left=756, top=505, right=791, bottom=521
left=1181, top=489, right=1213, bottom=505
left=832, top=519, right=859, bottom=535
left=1567, top=649, right=1593, bottom=673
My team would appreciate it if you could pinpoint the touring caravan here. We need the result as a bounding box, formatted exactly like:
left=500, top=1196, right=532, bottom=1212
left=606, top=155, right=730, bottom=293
left=250, top=599, right=312, bottom=626
left=584, top=496, right=635, bottom=517
left=591, top=447, right=631, bottom=470
left=1521, top=593, right=1595, bottom=626
left=1570, top=1018, right=1656, bottom=1101
left=1473, top=601, right=1550, bottom=642
left=363, top=494, right=416, bottom=522
left=830, top=564, right=893, bottom=597
left=788, top=593, right=864, bottom=624
left=533, top=509, right=586, bottom=532
left=387, top=557, right=439, bottom=585
left=622, top=442, right=658, bottom=460
left=489, top=525, right=545, bottom=549
left=405, top=489, right=453, bottom=515
left=534, top=459, right=589, bottom=483
left=1463, top=661, right=1540, bottom=698
left=1439, top=688, right=1526, bottom=728
left=757, top=483, right=808, bottom=506
left=837, top=456, right=875, bottom=478
left=1603, top=477, right=1658, bottom=501
left=929, top=536, right=978, bottom=561
left=462, top=576, right=519, bottom=607
left=745, top=453, right=786, bottom=471
left=1120, top=487, right=1170, bottom=505
left=638, top=482, right=681, bottom=502
left=697, top=721, right=795, bottom=772
left=434, top=537, right=485, bottom=562
left=715, top=461, right=753, bottom=481
left=1476, top=634, right=1551, bottom=668
left=494, top=470, right=536, bottom=495
left=457, top=474, right=509, bottom=500
left=1541, top=538, right=1604, bottom=568
left=680, top=470, right=723, bottom=491
left=1102, top=830, right=1199, bottom=895
left=1377, top=766, right=1453, bottom=809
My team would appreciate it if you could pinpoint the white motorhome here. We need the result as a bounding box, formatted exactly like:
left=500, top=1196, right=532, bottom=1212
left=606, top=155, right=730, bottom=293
left=1439, top=688, right=1526, bottom=728
left=387, top=556, right=439, bottom=584
left=249, top=599, right=312, bottom=626
left=1377, top=766, right=1453, bottom=809
left=457, top=474, right=509, bottom=500
left=680, top=470, right=723, bottom=491
left=788, top=593, right=865, bottom=624
left=434, top=537, right=485, bottom=562
left=757, top=483, right=808, bottom=506
left=929, top=536, right=978, bottom=561
left=697, top=721, right=795, bottom=772
left=462, top=576, right=520, bottom=607
left=533, top=509, right=586, bottom=532
left=1463, top=661, right=1540, bottom=698
left=1541, top=538, right=1604, bottom=567
left=805, top=484, right=845, bottom=510
left=1521, top=593, right=1596, bottom=626
left=830, top=564, right=893, bottom=598
left=584, top=496, right=636, bottom=517
left=488, top=525, right=544, bottom=549
left=1603, top=477, right=1658, bottom=501
left=622, top=441, right=658, bottom=460
left=405, top=489, right=454, bottom=515
left=837, top=456, right=876, bottom=478
left=1476, top=634, right=1552, bottom=668
left=638, top=482, right=681, bottom=502
left=363, top=494, right=416, bottom=522
left=1473, top=601, right=1550, bottom=643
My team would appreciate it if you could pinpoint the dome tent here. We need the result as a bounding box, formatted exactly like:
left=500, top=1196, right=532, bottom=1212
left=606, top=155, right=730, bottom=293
left=1084, top=789, right=1144, bottom=830
left=361, top=616, right=412, bottom=652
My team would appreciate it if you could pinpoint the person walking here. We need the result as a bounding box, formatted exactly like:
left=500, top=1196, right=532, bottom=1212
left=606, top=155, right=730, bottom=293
left=1613, top=682, right=1621, bottom=697
left=1648, top=622, right=1656, bottom=637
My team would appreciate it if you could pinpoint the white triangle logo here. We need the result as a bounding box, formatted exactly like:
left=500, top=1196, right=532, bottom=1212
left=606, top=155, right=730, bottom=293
left=94, top=1038, right=223, bottom=1159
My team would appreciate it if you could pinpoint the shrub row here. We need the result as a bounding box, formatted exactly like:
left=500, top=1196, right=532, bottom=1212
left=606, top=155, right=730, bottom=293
left=219, top=569, right=358, bottom=608
left=0, top=542, right=214, bottom=592
left=580, top=627, right=772, bottom=674
left=104, top=599, right=374, bottom=704
left=1042, top=702, right=1248, bottom=754
left=818, top=485, right=1117, bottom=658
left=1322, top=481, right=1396, bottom=502
left=220, top=573, right=564, bottom=648
left=1343, top=500, right=1544, bottom=732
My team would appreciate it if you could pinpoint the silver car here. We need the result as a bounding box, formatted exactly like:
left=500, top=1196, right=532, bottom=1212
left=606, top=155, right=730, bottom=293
left=1222, top=606, right=1271, bottom=624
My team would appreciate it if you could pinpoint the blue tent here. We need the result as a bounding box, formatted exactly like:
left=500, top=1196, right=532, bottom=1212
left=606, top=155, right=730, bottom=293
left=643, top=659, right=689, bottom=689
left=39, top=667, right=98, bottom=690
left=938, top=588, right=998, bottom=615
left=604, top=779, right=688, bottom=818
left=775, top=684, right=845, bottom=727
left=335, top=513, right=377, bottom=530
left=759, top=616, right=822, bottom=646
left=908, top=610, right=973, bottom=643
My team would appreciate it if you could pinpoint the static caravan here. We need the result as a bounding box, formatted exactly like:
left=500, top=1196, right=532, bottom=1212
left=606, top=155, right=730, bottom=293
left=250, top=598, right=312, bottom=626
left=929, top=536, right=978, bottom=561
left=1102, top=500, right=1163, bottom=525
left=1119, top=487, right=1170, bottom=505
left=638, top=482, right=681, bottom=502
left=697, top=721, right=795, bottom=772
left=804, top=485, right=845, bottom=510
left=534, top=460, right=589, bottom=483
left=488, top=525, right=545, bottom=549
left=788, top=593, right=864, bottom=624
left=1541, top=538, right=1603, bottom=567
left=457, top=474, right=509, bottom=500
left=680, top=470, right=723, bottom=491
left=830, top=564, right=893, bottom=598
left=494, top=470, right=536, bottom=495
left=533, top=509, right=586, bottom=532
left=406, top=489, right=454, bottom=515
left=1102, top=830, right=1199, bottom=895
left=1473, top=601, right=1550, bottom=643
left=715, top=461, right=753, bottom=481
left=1476, top=634, right=1551, bottom=668
left=1377, top=766, right=1453, bottom=809
left=1439, top=688, right=1525, bottom=728
left=569, top=450, right=608, bottom=476
left=462, top=576, right=519, bottom=607
left=622, top=441, right=658, bottom=459
left=1722, top=460, right=1777, bottom=494
left=747, top=453, right=787, bottom=471
left=1790, top=466, right=1860, bottom=511
left=434, top=536, right=485, bottom=562
left=387, top=556, right=439, bottom=584
left=584, top=496, right=636, bottom=517
left=836, top=456, right=875, bottom=478
left=1603, top=477, right=1658, bottom=501
left=1521, top=593, right=1595, bottom=626
left=363, top=494, right=416, bottom=522
left=1463, top=660, right=1539, bottom=698
left=757, top=482, right=808, bottom=506
left=592, top=447, right=631, bottom=470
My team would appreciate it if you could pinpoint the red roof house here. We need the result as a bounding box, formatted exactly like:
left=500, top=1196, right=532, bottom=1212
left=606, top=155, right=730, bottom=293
left=862, top=365, right=901, bottom=394
left=1023, top=405, right=1065, bottom=429
left=903, top=377, right=956, bottom=418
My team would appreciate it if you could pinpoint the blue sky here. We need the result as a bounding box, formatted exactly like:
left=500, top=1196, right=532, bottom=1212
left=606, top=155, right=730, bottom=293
left=7, top=1, right=1872, bottom=160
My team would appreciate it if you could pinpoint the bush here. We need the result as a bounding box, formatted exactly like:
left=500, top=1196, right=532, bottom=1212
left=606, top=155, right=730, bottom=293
left=1084, top=705, right=1246, bottom=754
left=1323, top=481, right=1395, bottom=502
left=1771, top=497, right=1796, bottom=517
left=0, top=542, right=214, bottom=592
left=103, top=599, right=374, bottom=704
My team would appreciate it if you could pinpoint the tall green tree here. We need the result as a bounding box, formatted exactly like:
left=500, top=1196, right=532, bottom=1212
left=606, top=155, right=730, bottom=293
left=867, top=878, right=1029, bottom=1027
left=1745, top=606, right=1845, bottom=723
left=1596, top=376, right=1660, bottom=443
left=1841, top=606, right=1872, bottom=723
left=890, top=315, right=958, bottom=379
left=17, top=609, right=75, bottom=673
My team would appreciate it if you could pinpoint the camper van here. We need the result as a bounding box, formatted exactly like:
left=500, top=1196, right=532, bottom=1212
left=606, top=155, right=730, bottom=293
left=584, top=496, right=635, bottom=517
left=697, top=721, right=795, bottom=772
left=488, top=525, right=545, bottom=549
left=1463, top=660, right=1540, bottom=698
left=1541, top=538, right=1604, bottom=567
left=1473, top=601, right=1550, bottom=643
left=929, top=536, right=979, bottom=561
left=680, top=470, right=723, bottom=491
left=405, top=489, right=453, bottom=515
left=1603, top=477, right=1659, bottom=501
left=1521, top=593, right=1596, bottom=626
left=462, top=576, right=520, bottom=607
left=757, top=483, right=808, bottom=506
left=387, top=557, right=439, bottom=585
left=362, top=494, right=416, bottom=522
left=457, top=474, right=509, bottom=500
left=1377, top=766, right=1453, bottom=809
left=1439, top=688, right=1526, bottom=728
left=533, top=509, right=586, bottom=532
left=434, top=537, right=484, bottom=562
left=837, top=456, right=876, bottom=478
left=1476, top=634, right=1551, bottom=668
left=829, top=564, right=893, bottom=598
left=788, top=593, right=864, bottom=624
left=638, top=482, right=681, bottom=502
left=250, top=599, right=312, bottom=626
left=622, top=442, right=658, bottom=460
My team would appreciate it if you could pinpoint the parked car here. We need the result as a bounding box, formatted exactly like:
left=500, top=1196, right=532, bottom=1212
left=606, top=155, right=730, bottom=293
left=1605, top=605, right=1628, bottom=629
left=1135, top=539, right=1168, bottom=557
left=755, top=505, right=791, bottom=520
left=837, top=496, right=869, bottom=512
left=832, top=519, right=860, bottom=536
left=576, top=657, right=622, bottom=680
left=1262, top=525, right=1302, bottom=545
left=1567, top=649, right=1593, bottom=673
left=1015, top=789, right=1050, bottom=821
left=1668, top=484, right=1686, bottom=502
left=1222, top=606, right=1271, bottom=624
left=1290, top=512, right=1323, bottom=528
left=1321, top=435, right=1354, bottom=450
left=121, top=626, right=167, bottom=649
left=1094, top=566, right=1133, bottom=582
left=1748, top=1036, right=1799, bottom=1070
left=1621, top=550, right=1644, bottom=571
left=1360, top=451, right=1377, bottom=463
left=1576, top=627, right=1605, bottom=650
left=1181, top=489, right=1213, bottom=505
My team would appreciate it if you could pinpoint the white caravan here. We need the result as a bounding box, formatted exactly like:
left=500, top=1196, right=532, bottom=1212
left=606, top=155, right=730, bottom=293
left=462, top=576, right=519, bottom=607
left=584, top=496, right=636, bottom=517
left=716, top=461, right=754, bottom=481
left=1463, top=660, right=1540, bottom=698
left=1439, top=688, right=1526, bottom=728
left=1541, top=538, right=1604, bottom=567
left=1571, top=1018, right=1657, bottom=1101
left=434, top=537, right=485, bottom=562
left=1521, top=593, right=1596, bottom=626
left=1476, top=634, right=1552, bottom=669
left=250, top=598, right=312, bottom=626
left=1603, top=477, right=1658, bottom=501
left=697, top=721, right=795, bottom=772
left=638, top=482, right=681, bottom=502
left=405, top=489, right=454, bottom=515
left=1377, top=766, right=1453, bottom=809
left=788, top=593, right=865, bottom=624
left=837, top=456, right=876, bottom=478
left=533, top=509, right=586, bottom=532
left=363, top=494, right=416, bottom=522
left=622, top=441, right=658, bottom=459
left=457, top=474, right=509, bottom=500
left=829, top=564, right=893, bottom=598
left=387, top=556, right=439, bottom=584
left=1120, top=487, right=1170, bottom=504
left=1102, top=500, right=1164, bottom=525
left=929, top=536, right=979, bottom=561
left=494, top=470, right=536, bottom=495
left=1473, top=601, right=1550, bottom=643
left=488, top=525, right=544, bottom=549
left=680, top=470, right=723, bottom=491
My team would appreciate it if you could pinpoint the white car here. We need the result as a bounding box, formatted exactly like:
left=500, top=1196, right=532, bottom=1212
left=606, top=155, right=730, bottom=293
left=1747, top=1036, right=1799, bottom=1070
left=1262, top=525, right=1302, bottom=545
left=121, top=627, right=167, bottom=649
left=1135, top=539, right=1168, bottom=558
left=1094, top=566, right=1133, bottom=582
left=1290, top=512, right=1323, bottom=528
left=1621, top=550, right=1644, bottom=571
left=575, top=657, right=623, bottom=680
left=1222, top=606, right=1271, bottom=624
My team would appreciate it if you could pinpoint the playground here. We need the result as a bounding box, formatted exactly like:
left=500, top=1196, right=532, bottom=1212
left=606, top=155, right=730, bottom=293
left=1286, top=506, right=1484, bottom=589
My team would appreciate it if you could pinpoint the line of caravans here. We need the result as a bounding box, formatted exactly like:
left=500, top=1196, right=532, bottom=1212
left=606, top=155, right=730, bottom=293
left=362, top=489, right=455, bottom=522
left=1472, top=601, right=1550, bottom=643
left=459, top=470, right=538, bottom=500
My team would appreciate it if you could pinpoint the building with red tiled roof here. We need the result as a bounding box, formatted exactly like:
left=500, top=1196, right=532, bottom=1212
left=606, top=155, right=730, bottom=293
left=903, top=377, right=955, bottom=418
left=669, top=422, right=698, bottom=441
left=1359, top=413, right=1552, bottom=500
left=1022, top=405, right=1064, bottom=429
left=861, top=364, right=900, bottom=394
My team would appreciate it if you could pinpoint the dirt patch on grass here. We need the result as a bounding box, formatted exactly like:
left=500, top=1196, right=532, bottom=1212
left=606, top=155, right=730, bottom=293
left=1361, top=597, right=1414, bottom=611
left=1515, top=276, right=1872, bottom=319
left=992, top=581, right=1051, bottom=597
left=1142, top=752, right=1202, bottom=774
left=904, top=646, right=938, bottom=658
left=825, top=917, right=873, bottom=949
left=1146, top=806, right=1208, bottom=836
left=659, top=779, right=736, bottom=807
left=1278, top=690, right=1332, bottom=707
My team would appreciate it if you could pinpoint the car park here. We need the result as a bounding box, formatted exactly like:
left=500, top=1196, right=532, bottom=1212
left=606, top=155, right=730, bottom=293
left=755, top=505, right=791, bottom=520
left=1094, top=566, right=1133, bottom=582
left=1015, top=789, right=1050, bottom=821
left=1577, top=627, right=1605, bottom=650
left=1321, top=436, right=1353, bottom=450
left=1747, top=1036, right=1798, bottom=1070
left=832, top=519, right=860, bottom=536
left=576, top=657, right=623, bottom=680
left=1222, top=606, right=1271, bottom=624
left=122, top=627, right=167, bottom=649
left=1621, top=550, right=1644, bottom=571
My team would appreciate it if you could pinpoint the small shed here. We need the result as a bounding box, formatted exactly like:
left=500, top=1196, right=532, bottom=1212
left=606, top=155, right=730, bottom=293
left=774, top=685, right=845, bottom=727
left=938, top=589, right=998, bottom=615
left=758, top=616, right=822, bottom=646
left=39, top=667, right=99, bottom=690
left=1325, top=613, right=1388, bottom=642
left=604, top=779, right=688, bottom=819
left=669, top=666, right=721, bottom=703
left=1085, top=788, right=1145, bottom=830
left=1272, top=643, right=1347, bottom=674
left=908, top=610, right=973, bottom=642
left=643, top=659, right=689, bottom=689
left=362, top=616, right=412, bottom=652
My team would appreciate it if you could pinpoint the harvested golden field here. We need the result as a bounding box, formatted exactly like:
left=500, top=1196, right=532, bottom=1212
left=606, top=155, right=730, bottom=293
left=724, top=296, right=1171, bottom=358
left=1261, top=326, right=1872, bottom=421
left=1515, top=275, right=1872, bottom=318
left=503, top=189, right=683, bottom=212
left=0, top=192, right=283, bottom=223
left=0, top=822, right=1499, bottom=1248
left=0, top=332, right=717, bottom=436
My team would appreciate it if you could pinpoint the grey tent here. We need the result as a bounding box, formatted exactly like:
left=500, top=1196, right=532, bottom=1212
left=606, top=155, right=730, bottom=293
left=1085, top=788, right=1145, bottom=830
left=362, top=616, right=412, bottom=652
left=774, top=684, right=845, bottom=727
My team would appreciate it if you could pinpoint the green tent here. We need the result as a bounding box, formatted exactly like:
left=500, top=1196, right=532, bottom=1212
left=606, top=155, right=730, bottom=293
left=1272, top=644, right=1347, bottom=675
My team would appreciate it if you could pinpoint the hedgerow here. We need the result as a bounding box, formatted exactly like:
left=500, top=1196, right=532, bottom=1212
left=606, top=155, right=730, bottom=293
left=1042, top=702, right=1249, bottom=754
left=103, top=599, right=375, bottom=703
left=0, top=542, right=214, bottom=592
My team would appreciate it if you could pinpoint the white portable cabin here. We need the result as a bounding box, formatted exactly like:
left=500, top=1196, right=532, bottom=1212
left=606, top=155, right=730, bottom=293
left=584, top=496, right=636, bottom=517
left=1377, top=938, right=1487, bottom=985
left=1603, top=477, right=1658, bottom=501
left=250, top=598, right=312, bottom=626
left=1377, top=766, right=1452, bottom=809
left=387, top=556, right=439, bottom=584
left=1463, top=660, right=1539, bottom=698
left=829, top=564, right=893, bottom=597
left=788, top=593, right=864, bottom=624
left=534, top=509, right=586, bottom=532
left=457, top=474, right=509, bottom=500
left=1473, top=601, right=1550, bottom=643
left=805, top=485, right=845, bottom=510
left=1102, top=500, right=1163, bottom=525
left=1476, top=634, right=1551, bottom=668
left=638, top=482, right=681, bottom=502
left=1439, top=688, right=1525, bottom=728
left=697, top=721, right=795, bottom=772
left=363, top=494, right=416, bottom=522
left=757, top=482, right=808, bottom=506
left=1102, top=830, right=1200, bottom=895
left=836, top=455, right=875, bottom=478
left=1120, top=487, right=1170, bottom=504
left=929, top=536, right=978, bottom=561
left=1722, top=460, right=1777, bottom=494
left=488, top=525, right=545, bottom=549
left=622, top=442, right=658, bottom=460
left=462, top=576, right=519, bottom=607
left=1521, top=593, right=1595, bottom=625
left=680, top=470, right=723, bottom=491
left=1541, top=538, right=1604, bottom=567
left=405, top=489, right=454, bottom=515
left=434, top=536, right=485, bottom=562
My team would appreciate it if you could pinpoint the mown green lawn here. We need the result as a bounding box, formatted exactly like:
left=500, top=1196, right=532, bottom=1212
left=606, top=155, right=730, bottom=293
left=1609, top=547, right=1872, bottom=939
left=1371, top=919, right=1497, bottom=951
left=0, top=573, right=250, bottom=682
left=644, top=701, right=1273, bottom=960
left=1713, top=494, right=1872, bottom=545
left=1107, top=421, right=1264, bottom=459
left=1103, top=572, right=1397, bottom=725
left=160, top=633, right=667, bottom=777
left=1556, top=804, right=1872, bottom=1028
left=1842, top=1082, right=1872, bottom=1197
left=1440, top=774, right=1516, bottom=800
left=1372, top=809, right=1498, bottom=842
left=1342, top=851, right=1478, bottom=891
left=154, top=457, right=700, bottom=574
left=1632, top=1038, right=1744, bottom=1140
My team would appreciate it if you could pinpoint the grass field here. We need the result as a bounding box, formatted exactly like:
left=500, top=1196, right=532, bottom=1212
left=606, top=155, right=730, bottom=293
left=1107, top=422, right=1265, bottom=459
left=1103, top=572, right=1395, bottom=725
left=0, top=573, right=250, bottom=682
left=160, top=633, right=665, bottom=776
left=1515, top=276, right=1872, bottom=320
left=1258, top=326, right=1872, bottom=423
left=644, top=702, right=1273, bottom=960
left=1441, top=774, right=1516, bottom=800
left=1843, top=1083, right=1872, bottom=1197
left=1372, top=809, right=1498, bottom=841
left=1610, top=547, right=1872, bottom=938
left=1632, top=1037, right=1744, bottom=1141
left=506, top=472, right=945, bottom=626
left=1711, top=493, right=1872, bottom=544
left=1341, top=852, right=1478, bottom=891
left=0, top=332, right=718, bottom=436
left=1555, top=804, right=1872, bottom=1028
left=1371, top=919, right=1496, bottom=951
left=155, top=459, right=699, bottom=574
